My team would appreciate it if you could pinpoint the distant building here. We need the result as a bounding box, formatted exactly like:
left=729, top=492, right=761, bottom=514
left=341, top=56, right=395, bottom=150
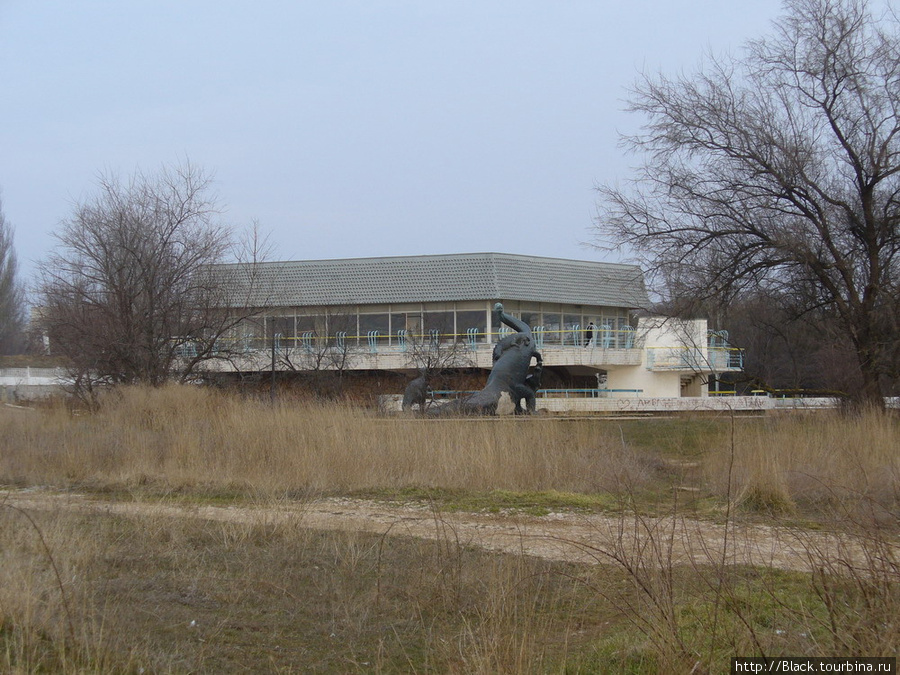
left=206, top=252, right=742, bottom=399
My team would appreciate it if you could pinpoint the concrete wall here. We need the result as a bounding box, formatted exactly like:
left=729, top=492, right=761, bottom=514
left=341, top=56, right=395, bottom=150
left=381, top=395, right=898, bottom=414
left=606, top=365, right=682, bottom=397
left=603, top=317, right=712, bottom=397
left=0, top=368, right=67, bottom=402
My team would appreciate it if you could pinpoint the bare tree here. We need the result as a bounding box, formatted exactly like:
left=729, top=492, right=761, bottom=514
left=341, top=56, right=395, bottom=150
left=0, top=193, right=25, bottom=354
left=399, top=319, right=475, bottom=413
left=274, top=308, right=358, bottom=398
left=402, top=327, right=473, bottom=386
left=37, top=162, right=265, bottom=398
left=595, top=0, right=900, bottom=405
left=717, top=289, right=864, bottom=394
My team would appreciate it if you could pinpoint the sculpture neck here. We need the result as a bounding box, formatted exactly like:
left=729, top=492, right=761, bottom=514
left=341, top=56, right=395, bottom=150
left=493, top=304, right=531, bottom=336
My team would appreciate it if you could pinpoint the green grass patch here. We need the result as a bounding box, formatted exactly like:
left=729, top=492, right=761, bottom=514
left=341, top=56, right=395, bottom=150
left=614, top=417, right=731, bottom=460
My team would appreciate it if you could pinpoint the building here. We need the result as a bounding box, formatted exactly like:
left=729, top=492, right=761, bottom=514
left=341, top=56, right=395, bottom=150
left=207, top=252, right=743, bottom=400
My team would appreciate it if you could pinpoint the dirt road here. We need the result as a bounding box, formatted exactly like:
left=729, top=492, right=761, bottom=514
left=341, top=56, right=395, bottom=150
left=2, top=488, right=888, bottom=574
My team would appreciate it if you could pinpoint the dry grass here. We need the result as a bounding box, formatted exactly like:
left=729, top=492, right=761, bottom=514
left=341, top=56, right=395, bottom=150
left=5, top=385, right=894, bottom=522
left=704, top=409, right=900, bottom=522
left=1, top=385, right=898, bottom=672
left=0, top=500, right=618, bottom=673
left=0, top=384, right=663, bottom=497
left=4, top=496, right=894, bottom=674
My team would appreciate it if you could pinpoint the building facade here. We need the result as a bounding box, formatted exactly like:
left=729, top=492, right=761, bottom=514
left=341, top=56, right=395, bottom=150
left=209, top=252, right=742, bottom=398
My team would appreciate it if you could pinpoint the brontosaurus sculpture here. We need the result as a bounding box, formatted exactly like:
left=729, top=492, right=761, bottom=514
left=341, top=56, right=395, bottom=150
left=431, top=303, right=541, bottom=415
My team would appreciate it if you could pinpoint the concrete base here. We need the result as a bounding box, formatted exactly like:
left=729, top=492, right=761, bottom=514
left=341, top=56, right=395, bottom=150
left=380, top=395, right=899, bottom=414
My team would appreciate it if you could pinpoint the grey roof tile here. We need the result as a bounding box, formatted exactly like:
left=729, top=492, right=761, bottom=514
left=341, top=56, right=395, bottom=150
left=216, top=252, right=648, bottom=309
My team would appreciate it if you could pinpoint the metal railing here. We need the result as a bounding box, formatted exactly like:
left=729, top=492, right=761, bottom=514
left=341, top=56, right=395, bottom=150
left=175, top=327, right=744, bottom=373
left=537, top=388, right=644, bottom=398
left=646, top=346, right=744, bottom=371
left=431, top=388, right=644, bottom=399
left=201, top=326, right=646, bottom=355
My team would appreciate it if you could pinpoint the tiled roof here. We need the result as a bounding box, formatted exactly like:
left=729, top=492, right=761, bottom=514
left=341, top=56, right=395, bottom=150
left=216, top=252, right=648, bottom=309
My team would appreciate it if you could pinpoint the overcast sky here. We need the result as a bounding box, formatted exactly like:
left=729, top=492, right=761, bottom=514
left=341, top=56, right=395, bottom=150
left=1, top=0, right=787, bottom=281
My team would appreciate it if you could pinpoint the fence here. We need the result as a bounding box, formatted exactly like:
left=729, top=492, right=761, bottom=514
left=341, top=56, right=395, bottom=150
left=200, top=326, right=647, bottom=355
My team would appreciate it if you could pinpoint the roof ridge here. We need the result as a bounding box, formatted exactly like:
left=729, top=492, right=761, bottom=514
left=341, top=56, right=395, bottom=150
left=214, top=252, right=642, bottom=271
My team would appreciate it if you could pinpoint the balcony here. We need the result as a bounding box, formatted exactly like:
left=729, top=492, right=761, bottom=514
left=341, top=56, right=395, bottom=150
left=646, top=346, right=744, bottom=372
left=195, top=327, right=645, bottom=373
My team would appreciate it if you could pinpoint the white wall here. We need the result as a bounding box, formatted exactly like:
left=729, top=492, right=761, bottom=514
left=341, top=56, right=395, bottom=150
left=604, top=317, right=712, bottom=398
left=606, top=364, right=682, bottom=397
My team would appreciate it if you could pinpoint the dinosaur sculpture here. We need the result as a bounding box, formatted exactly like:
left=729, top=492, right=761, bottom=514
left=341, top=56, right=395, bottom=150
left=430, top=303, right=541, bottom=415
left=517, top=358, right=543, bottom=414
left=402, top=373, right=432, bottom=414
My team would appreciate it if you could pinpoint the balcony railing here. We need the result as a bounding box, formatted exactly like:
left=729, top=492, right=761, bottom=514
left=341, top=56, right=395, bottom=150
left=210, top=326, right=644, bottom=354
left=646, top=346, right=744, bottom=371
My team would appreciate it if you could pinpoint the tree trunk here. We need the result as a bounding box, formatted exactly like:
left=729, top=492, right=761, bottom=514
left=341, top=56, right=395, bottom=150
left=853, top=338, right=886, bottom=410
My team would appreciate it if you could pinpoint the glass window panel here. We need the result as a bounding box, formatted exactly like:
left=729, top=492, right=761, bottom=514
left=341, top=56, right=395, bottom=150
left=390, top=313, right=406, bottom=336
left=296, top=315, right=323, bottom=334
left=520, top=311, right=539, bottom=329
left=457, top=311, right=484, bottom=328
left=405, top=314, right=423, bottom=338
left=542, top=312, right=560, bottom=329
left=456, top=311, right=485, bottom=343
left=326, top=312, right=356, bottom=337
left=425, top=311, right=455, bottom=337
left=359, top=313, right=389, bottom=347
left=359, top=313, right=389, bottom=333
left=270, top=317, right=294, bottom=338
left=563, top=313, right=581, bottom=346
left=238, top=318, right=264, bottom=338
left=543, top=313, right=561, bottom=344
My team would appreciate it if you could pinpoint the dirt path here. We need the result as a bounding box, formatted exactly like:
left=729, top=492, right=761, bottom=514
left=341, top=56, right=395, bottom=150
left=2, top=488, right=889, bottom=574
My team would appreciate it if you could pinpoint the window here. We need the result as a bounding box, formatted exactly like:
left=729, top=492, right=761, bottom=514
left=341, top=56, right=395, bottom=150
left=268, top=316, right=294, bottom=338
left=543, top=313, right=561, bottom=344
left=425, top=311, right=455, bottom=339
left=456, top=310, right=485, bottom=344
left=359, top=313, right=389, bottom=334
left=520, top=311, right=539, bottom=329
left=296, top=314, right=324, bottom=335
left=564, top=313, right=581, bottom=346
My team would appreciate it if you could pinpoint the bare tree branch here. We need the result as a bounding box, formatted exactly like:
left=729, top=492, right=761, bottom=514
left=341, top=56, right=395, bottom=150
left=595, top=0, right=900, bottom=405
left=36, top=162, right=268, bottom=401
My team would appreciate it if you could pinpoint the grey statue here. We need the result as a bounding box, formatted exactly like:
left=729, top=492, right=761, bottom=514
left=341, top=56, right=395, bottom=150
left=402, top=374, right=432, bottom=413
left=431, top=303, right=541, bottom=415
left=517, top=359, right=543, bottom=414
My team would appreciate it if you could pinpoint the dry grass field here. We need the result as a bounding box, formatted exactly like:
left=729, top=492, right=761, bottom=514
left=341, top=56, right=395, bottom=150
left=1, top=385, right=897, bottom=673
